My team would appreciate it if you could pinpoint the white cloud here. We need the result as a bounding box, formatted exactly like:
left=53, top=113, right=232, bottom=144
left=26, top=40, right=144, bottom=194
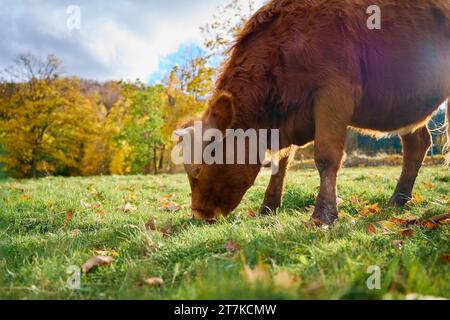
left=0, top=0, right=231, bottom=81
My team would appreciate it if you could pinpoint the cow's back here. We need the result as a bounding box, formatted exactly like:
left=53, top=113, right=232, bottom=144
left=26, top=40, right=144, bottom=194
left=219, top=0, right=449, bottom=134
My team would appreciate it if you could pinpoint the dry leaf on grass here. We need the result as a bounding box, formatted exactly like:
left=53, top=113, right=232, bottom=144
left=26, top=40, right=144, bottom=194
left=378, top=220, right=398, bottom=232
left=81, top=256, right=114, bottom=274
left=162, top=204, right=182, bottom=212
left=273, top=270, right=301, bottom=289
left=143, top=277, right=164, bottom=287
left=156, top=194, right=175, bottom=202
left=338, top=211, right=356, bottom=224
left=225, top=240, right=240, bottom=253
left=358, top=203, right=381, bottom=216
left=80, top=200, right=101, bottom=210
left=80, top=200, right=90, bottom=209
left=93, top=250, right=109, bottom=256
left=160, top=226, right=172, bottom=237
left=119, top=203, right=137, bottom=212
left=393, top=240, right=403, bottom=251
left=398, top=229, right=415, bottom=238
left=247, top=209, right=257, bottom=218
left=424, top=182, right=435, bottom=190
left=146, top=217, right=157, bottom=231
left=367, top=224, right=377, bottom=234
left=242, top=264, right=270, bottom=285
left=145, top=217, right=172, bottom=237
left=411, top=193, right=424, bottom=203
left=64, top=211, right=74, bottom=226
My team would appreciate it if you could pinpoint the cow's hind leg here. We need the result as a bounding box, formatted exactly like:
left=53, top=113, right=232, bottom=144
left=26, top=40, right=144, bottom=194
left=259, top=146, right=296, bottom=215
left=311, top=84, right=355, bottom=225
left=389, top=126, right=432, bottom=207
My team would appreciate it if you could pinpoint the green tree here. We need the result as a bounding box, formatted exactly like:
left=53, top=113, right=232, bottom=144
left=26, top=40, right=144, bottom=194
left=121, top=82, right=165, bottom=175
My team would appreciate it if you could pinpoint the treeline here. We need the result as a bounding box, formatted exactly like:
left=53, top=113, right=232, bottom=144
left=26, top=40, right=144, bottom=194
left=0, top=0, right=257, bottom=178
left=0, top=54, right=209, bottom=178
left=346, top=111, right=447, bottom=156
left=0, top=0, right=448, bottom=178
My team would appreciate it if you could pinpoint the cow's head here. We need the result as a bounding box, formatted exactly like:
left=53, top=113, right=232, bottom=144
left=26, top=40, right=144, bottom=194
left=174, top=91, right=261, bottom=221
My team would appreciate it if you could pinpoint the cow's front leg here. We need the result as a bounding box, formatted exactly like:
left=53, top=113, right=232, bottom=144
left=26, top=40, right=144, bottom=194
left=311, top=85, right=355, bottom=225
left=259, top=146, right=296, bottom=215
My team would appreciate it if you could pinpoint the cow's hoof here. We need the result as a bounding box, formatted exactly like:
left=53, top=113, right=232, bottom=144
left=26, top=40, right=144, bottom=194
left=388, top=194, right=410, bottom=208
left=311, top=208, right=338, bottom=225
left=259, top=200, right=280, bottom=215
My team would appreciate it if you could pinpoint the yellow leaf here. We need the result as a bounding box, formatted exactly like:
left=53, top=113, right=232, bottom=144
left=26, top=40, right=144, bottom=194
left=412, top=193, right=424, bottom=203
left=81, top=256, right=113, bottom=274
left=273, top=270, right=301, bottom=289
left=143, top=277, right=164, bottom=286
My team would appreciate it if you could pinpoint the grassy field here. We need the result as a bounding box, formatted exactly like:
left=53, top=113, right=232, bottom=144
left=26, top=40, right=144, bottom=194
left=0, top=166, right=449, bottom=300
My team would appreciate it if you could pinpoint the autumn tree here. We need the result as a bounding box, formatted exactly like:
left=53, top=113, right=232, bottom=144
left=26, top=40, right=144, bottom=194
left=0, top=54, right=96, bottom=178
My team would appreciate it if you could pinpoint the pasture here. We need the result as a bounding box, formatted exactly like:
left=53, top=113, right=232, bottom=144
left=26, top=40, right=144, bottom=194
left=0, top=166, right=449, bottom=300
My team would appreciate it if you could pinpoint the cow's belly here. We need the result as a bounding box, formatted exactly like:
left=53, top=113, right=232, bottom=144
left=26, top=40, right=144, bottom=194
left=350, top=93, right=446, bottom=135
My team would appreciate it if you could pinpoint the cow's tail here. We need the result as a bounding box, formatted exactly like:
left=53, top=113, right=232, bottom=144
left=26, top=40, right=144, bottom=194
left=446, top=99, right=450, bottom=165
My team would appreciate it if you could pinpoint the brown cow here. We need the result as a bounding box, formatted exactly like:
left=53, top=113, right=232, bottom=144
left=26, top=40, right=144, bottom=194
left=178, top=0, right=450, bottom=225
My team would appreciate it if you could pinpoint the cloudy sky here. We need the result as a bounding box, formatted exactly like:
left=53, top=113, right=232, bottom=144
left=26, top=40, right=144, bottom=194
left=0, top=0, right=262, bottom=82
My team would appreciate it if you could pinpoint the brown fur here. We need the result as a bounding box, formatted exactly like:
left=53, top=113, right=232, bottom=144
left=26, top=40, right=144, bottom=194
left=185, top=0, right=450, bottom=224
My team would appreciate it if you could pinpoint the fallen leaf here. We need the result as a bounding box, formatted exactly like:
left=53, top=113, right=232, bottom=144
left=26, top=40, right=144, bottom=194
left=93, top=250, right=109, bottom=256
left=65, top=211, right=74, bottom=223
left=81, top=256, right=114, bottom=274
left=90, top=201, right=101, bottom=209
left=393, top=240, right=403, bottom=251
left=338, top=211, right=356, bottom=224
left=350, top=195, right=359, bottom=204
left=242, top=264, right=270, bottom=285
left=273, top=270, right=301, bottom=289
left=306, top=205, right=315, bottom=215
left=157, top=194, right=175, bottom=201
left=146, top=217, right=157, bottom=231
left=398, top=229, right=415, bottom=238
left=80, top=200, right=91, bottom=209
left=425, top=213, right=450, bottom=223
left=358, top=203, right=381, bottom=217
left=162, top=204, right=181, bottom=212
left=247, top=209, right=257, bottom=218
left=160, top=226, right=172, bottom=237
left=367, top=224, right=377, bottom=234
left=424, top=182, right=435, bottom=190
left=368, top=204, right=381, bottom=214
left=143, top=277, right=164, bottom=287
left=421, top=220, right=437, bottom=229
left=411, top=193, right=424, bottom=203
left=119, top=203, right=137, bottom=212
left=377, top=220, right=398, bottom=232
left=225, top=240, right=239, bottom=253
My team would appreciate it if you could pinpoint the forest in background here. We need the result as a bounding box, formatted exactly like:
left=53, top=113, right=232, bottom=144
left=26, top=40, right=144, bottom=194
left=0, top=0, right=448, bottom=179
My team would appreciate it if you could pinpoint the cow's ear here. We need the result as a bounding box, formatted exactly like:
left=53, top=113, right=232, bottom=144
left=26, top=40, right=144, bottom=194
left=209, top=91, right=235, bottom=133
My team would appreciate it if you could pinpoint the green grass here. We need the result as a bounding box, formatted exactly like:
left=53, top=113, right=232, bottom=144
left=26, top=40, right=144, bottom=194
left=0, top=166, right=448, bottom=300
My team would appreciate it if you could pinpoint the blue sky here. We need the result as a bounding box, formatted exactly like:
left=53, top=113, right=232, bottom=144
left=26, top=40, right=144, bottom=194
left=0, top=0, right=240, bottom=82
